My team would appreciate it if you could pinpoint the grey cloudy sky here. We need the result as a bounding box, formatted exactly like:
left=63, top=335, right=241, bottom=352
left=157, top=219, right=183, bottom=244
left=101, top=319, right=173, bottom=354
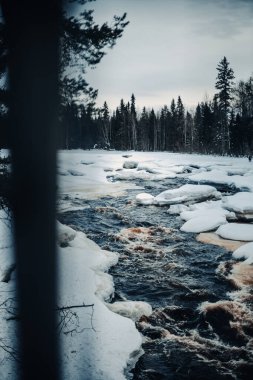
left=86, top=0, right=253, bottom=111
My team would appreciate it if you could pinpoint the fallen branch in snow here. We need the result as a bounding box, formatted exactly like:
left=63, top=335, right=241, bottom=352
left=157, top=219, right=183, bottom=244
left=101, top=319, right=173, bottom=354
left=56, top=303, right=94, bottom=311
left=56, top=303, right=95, bottom=335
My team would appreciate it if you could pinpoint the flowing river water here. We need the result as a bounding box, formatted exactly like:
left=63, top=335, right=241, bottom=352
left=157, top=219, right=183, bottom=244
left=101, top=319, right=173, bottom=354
left=59, top=176, right=253, bottom=380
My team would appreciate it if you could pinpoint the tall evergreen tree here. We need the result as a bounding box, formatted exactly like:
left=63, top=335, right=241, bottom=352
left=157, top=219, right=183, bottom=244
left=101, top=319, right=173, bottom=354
left=215, top=56, right=235, bottom=154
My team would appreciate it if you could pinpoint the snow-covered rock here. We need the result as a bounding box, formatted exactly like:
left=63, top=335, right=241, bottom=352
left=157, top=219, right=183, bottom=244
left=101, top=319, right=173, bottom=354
left=136, top=193, right=155, bottom=205
left=233, top=242, right=253, bottom=264
left=107, top=301, right=152, bottom=322
left=123, top=160, right=138, bottom=169
left=154, top=184, right=221, bottom=206
left=180, top=208, right=233, bottom=222
left=222, top=192, right=253, bottom=213
left=216, top=223, right=253, bottom=241
left=181, top=214, right=227, bottom=233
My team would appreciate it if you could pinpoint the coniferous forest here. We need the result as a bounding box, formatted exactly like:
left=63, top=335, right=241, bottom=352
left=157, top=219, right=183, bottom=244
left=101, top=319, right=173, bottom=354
left=0, top=4, right=252, bottom=156
left=56, top=56, right=253, bottom=156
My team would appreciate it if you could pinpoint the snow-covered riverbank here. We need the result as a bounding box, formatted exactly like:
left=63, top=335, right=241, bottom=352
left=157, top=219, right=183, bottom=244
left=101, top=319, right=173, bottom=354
left=1, top=150, right=253, bottom=379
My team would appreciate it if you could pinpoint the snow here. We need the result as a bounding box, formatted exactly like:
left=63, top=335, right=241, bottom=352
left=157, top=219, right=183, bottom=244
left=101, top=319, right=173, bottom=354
left=216, top=223, right=253, bottom=241
left=106, top=301, right=152, bottom=322
left=180, top=213, right=227, bottom=233
left=167, top=204, right=189, bottom=215
left=0, top=210, right=14, bottom=282
left=136, top=193, right=155, bottom=205
left=233, top=242, right=253, bottom=264
left=222, top=192, right=253, bottom=213
left=2, top=150, right=253, bottom=379
left=154, top=184, right=221, bottom=206
left=58, top=227, right=144, bottom=380
left=123, top=160, right=138, bottom=169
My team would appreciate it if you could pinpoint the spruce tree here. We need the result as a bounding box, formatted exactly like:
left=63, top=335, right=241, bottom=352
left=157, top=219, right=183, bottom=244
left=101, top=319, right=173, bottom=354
left=215, top=56, right=235, bottom=154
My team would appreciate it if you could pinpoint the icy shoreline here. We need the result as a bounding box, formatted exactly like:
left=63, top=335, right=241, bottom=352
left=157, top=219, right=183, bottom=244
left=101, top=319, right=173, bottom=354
left=1, top=149, right=253, bottom=379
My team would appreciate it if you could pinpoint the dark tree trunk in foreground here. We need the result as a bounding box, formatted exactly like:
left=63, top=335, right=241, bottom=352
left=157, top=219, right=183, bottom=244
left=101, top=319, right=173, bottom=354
left=2, top=1, right=61, bottom=379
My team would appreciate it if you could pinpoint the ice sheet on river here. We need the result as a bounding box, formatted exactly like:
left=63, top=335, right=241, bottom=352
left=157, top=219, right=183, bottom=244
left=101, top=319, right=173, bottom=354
left=189, top=169, right=253, bottom=191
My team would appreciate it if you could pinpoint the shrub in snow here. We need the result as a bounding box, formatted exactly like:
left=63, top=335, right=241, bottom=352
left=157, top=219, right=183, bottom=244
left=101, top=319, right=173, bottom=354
left=136, top=193, right=154, bottom=205
left=216, top=223, right=253, bottom=242
left=154, top=184, right=221, bottom=206
left=123, top=161, right=138, bottom=169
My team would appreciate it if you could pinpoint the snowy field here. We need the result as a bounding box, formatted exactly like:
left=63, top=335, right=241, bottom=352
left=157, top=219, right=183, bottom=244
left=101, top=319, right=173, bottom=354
left=1, top=150, right=253, bottom=379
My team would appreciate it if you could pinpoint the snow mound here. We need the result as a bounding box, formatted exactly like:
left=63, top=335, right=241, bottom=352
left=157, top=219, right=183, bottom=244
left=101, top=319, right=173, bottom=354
left=0, top=210, right=15, bottom=282
left=57, top=221, right=77, bottom=246
left=67, top=169, right=85, bottom=176
left=107, top=301, right=152, bottom=322
left=167, top=204, right=189, bottom=215
left=222, top=192, right=253, bottom=213
left=233, top=242, right=253, bottom=264
left=216, top=223, right=253, bottom=241
left=181, top=214, right=227, bottom=233
left=123, top=160, right=138, bottom=169
left=154, top=184, right=221, bottom=206
left=136, top=193, right=155, bottom=205
left=180, top=208, right=233, bottom=221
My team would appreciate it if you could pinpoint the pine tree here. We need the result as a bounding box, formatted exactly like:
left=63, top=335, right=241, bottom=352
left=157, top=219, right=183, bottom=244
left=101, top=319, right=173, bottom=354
left=175, top=96, right=185, bottom=151
left=130, top=94, right=137, bottom=150
left=215, top=56, right=235, bottom=154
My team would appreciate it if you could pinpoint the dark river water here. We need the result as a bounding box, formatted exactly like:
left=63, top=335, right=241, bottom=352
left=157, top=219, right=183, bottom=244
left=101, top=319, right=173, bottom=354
left=59, top=177, right=253, bottom=380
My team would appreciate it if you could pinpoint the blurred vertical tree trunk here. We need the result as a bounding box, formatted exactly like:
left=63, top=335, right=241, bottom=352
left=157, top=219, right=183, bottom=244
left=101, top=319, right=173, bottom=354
left=2, top=1, right=61, bottom=379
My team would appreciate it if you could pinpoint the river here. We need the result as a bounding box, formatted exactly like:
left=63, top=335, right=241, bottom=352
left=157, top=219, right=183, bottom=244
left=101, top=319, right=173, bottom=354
left=59, top=175, right=253, bottom=380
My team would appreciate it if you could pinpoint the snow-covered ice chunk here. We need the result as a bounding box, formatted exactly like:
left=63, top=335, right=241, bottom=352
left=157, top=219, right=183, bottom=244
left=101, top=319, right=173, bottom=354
left=123, top=160, right=138, bottom=169
left=107, top=301, right=152, bottom=322
left=57, top=221, right=77, bottom=246
left=136, top=193, right=155, bottom=205
left=167, top=204, right=189, bottom=215
left=181, top=214, right=227, bottom=233
left=154, top=184, right=221, bottom=206
left=233, top=242, right=253, bottom=264
left=180, top=208, right=233, bottom=222
left=216, top=223, right=253, bottom=241
left=222, top=192, right=253, bottom=213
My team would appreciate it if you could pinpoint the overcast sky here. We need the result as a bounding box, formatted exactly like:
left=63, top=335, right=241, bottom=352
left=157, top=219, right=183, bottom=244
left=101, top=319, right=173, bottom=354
left=85, top=0, right=253, bottom=111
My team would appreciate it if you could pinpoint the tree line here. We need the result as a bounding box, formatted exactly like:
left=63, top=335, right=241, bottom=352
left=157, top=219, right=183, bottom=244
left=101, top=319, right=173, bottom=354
left=0, top=1, right=252, bottom=156
left=59, top=57, right=253, bottom=156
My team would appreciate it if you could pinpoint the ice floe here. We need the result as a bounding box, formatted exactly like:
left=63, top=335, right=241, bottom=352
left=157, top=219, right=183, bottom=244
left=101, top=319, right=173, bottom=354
left=222, top=192, right=253, bottom=213
left=106, top=301, right=152, bottom=322
left=154, top=184, right=221, bottom=206
left=181, top=214, right=227, bottom=233
left=216, top=223, right=253, bottom=241
left=136, top=193, right=155, bottom=205
left=232, top=242, right=253, bottom=264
